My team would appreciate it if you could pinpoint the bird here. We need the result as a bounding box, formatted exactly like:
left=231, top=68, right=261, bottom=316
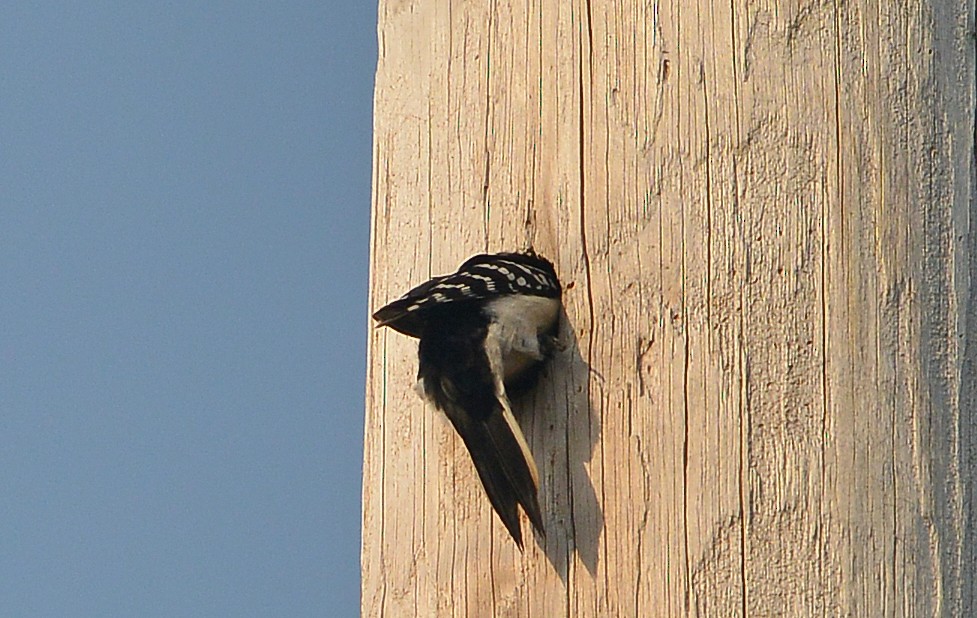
left=372, top=249, right=562, bottom=548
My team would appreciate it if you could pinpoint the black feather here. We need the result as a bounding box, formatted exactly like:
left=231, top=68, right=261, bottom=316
left=416, top=310, right=544, bottom=548
left=373, top=250, right=560, bottom=338
left=373, top=249, right=560, bottom=548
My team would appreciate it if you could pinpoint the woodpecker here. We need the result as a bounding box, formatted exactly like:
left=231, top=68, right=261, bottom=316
left=373, top=249, right=562, bottom=548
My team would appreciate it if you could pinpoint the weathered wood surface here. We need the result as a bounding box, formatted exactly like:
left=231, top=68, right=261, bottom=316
left=363, top=0, right=976, bottom=615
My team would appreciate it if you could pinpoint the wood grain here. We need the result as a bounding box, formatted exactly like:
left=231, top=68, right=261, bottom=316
left=364, top=0, right=976, bottom=615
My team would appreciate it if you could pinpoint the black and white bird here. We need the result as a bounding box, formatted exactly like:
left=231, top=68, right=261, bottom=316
left=372, top=249, right=562, bottom=548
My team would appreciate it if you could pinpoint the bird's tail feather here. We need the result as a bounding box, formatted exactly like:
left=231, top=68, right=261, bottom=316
left=440, top=398, right=544, bottom=549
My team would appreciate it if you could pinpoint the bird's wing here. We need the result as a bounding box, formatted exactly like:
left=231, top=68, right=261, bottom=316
left=372, top=253, right=560, bottom=338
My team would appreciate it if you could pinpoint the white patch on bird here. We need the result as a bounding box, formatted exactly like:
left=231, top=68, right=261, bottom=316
left=406, top=304, right=420, bottom=311
left=413, top=379, right=428, bottom=399
left=414, top=381, right=457, bottom=433
left=438, top=283, right=474, bottom=296
left=484, top=295, right=560, bottom=383
left=482, top=328, right=540, bottom=488
left=529, top=271, right=552, bottom=287
left=516, top=276, right=526, bottom=286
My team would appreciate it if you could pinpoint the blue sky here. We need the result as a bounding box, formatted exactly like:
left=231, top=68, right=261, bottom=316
left=1, top=3, right=374, bottom=616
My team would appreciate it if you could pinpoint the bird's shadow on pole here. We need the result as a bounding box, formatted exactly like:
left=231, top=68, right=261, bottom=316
left=515, top=307, right=603, bottom=582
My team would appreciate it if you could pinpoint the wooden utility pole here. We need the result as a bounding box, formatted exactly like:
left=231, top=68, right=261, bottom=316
left=364, top=1, right=976, bottom=615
